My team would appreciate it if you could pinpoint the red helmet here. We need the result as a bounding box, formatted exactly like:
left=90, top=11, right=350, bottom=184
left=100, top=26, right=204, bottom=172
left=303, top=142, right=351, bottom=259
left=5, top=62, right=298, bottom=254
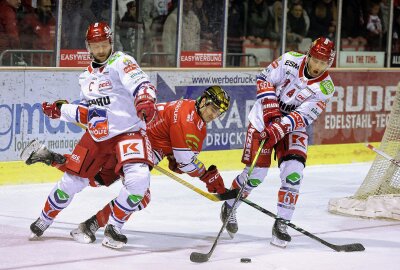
left=308, top=37, right=335, bottom=65
left=85, top=22, right=112, bottom=43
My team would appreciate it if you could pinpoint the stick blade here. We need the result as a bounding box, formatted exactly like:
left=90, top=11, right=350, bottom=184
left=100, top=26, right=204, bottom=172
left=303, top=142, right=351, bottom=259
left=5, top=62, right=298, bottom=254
left=334, top=243, right=365, bottom=252
left=190, top=252, right=209, bottom=263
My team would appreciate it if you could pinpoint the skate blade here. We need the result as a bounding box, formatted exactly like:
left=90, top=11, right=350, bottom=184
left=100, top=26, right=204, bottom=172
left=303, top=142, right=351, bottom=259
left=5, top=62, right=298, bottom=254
left=20, top=140, right=42, bottom=163
left=270, top=236, right=288, bottom=248
left=29, top=233, right=41, bottom=241
left=70, top=228, right=95, bottom=244
left=227, top=230, right=236, bottom=239
left=102, top=237, right=125, bottom=249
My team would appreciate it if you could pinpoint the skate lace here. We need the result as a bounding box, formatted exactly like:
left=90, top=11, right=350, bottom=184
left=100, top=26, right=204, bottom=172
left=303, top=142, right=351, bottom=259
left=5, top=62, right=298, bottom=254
left=277, top=221, right=288, bottom=234
left=35, top=219, right=49, bottom=231
left=89, top=219, right=99, bottom=234
left=110, top=225, right=123, bottom=235
left=227, top=208, right=237, bottom=223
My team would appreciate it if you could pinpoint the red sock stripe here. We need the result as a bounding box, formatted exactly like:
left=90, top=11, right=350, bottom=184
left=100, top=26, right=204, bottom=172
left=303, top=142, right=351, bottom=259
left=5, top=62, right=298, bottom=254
left=43, top=200, right=61, bottom=219
left=96, top=202, right=112, bottom=227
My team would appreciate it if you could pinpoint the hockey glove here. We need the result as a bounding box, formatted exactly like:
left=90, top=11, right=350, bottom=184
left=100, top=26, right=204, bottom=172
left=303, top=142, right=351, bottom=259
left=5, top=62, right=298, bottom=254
left=42, top=100, right=69, bottom=119
left=200, top=165, right=225, bottom=194
left=167, top=156, right=183, bottom=174
left=135, top=93, right=157, bottom=123
left=258, top=122, right=289, bottom=148
left=262, top=98, right=282, bottom=124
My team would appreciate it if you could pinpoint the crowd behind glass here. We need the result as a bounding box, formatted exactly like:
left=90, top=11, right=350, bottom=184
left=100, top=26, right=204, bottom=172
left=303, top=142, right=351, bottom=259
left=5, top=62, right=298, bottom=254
left=0, top=0, right=397, bottom=67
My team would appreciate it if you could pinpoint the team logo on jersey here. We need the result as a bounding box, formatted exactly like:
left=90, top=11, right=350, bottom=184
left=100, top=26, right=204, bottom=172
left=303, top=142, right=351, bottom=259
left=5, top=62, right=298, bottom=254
left=119, top=139, right=145, bottom=161
left=284, top=60, right=299, bottom=70
left=88, top=107, right=109, bottom=139
left=286, top=89, right=295, bottom=98
left=283, top=79, right=291, bottom=88
left=88, top=96, right=111, bottom=106
left=185, top=134, right=200, bottom=150
left=123, top=58, right=133, bottom=66
left=186, top=111, right=194, bottom=123
left=124, top=64, right=138, bottom=73
left=196, top=119, right=204, bottom=130
left=320, top=80, right=334, bottom=95
left=316, top=101, right=326, bottom=110
left=98, top=80, right=112, bottom=91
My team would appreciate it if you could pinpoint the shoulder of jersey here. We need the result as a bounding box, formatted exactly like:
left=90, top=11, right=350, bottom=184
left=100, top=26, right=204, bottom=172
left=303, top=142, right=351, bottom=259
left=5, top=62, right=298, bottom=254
left=106, top=51, right=129, bottom=66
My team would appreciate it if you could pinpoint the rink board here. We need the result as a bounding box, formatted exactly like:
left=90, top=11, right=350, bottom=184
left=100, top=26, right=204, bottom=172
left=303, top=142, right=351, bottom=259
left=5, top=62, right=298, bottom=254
left=0, top=142, right=378, bottom=185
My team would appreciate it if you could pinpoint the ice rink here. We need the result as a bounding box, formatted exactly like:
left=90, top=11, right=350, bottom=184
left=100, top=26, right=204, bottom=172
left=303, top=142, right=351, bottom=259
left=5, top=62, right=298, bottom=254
left=1, top=162, right=400, bottom=270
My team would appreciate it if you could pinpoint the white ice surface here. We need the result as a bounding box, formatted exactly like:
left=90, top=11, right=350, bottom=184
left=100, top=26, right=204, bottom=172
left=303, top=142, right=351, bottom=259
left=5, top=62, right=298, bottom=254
left=0, top=163, right=400, bottom=270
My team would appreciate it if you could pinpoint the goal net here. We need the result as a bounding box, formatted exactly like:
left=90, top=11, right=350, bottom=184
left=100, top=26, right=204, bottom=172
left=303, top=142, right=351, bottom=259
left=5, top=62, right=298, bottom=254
left=328, top=85, right=400, bottom=220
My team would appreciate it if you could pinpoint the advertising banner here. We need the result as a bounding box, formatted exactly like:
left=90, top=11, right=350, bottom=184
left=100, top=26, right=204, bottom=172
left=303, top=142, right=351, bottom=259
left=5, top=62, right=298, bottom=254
left=60, top=50, right=91, bottom=67
left=391, top=53, right=400, bottom=67
left=313, top=70, right=398, bottom=144
left=180, top=51, right=223, bottom=67
left=339, top=51, right=385, bottom=68
left=0, top=68, right=398, bottom=161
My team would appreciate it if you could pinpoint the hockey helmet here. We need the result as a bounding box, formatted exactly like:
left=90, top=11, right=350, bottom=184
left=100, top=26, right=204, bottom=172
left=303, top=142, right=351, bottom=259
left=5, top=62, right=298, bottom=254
left=85, top=22, right=112, bottom=44
left=308, top=37, right=335, bottom=66
left=196, top=86, right=230, bottom=116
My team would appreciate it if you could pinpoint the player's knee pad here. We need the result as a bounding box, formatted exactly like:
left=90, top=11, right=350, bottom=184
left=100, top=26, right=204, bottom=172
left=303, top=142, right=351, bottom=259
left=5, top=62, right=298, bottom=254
left=122, top=163, right=150, bottom=196
left=279, top=159, right=304, bottom=188
left=232, top=166, right=268, bottom=198
left=58, top=172, right=89, bottom=196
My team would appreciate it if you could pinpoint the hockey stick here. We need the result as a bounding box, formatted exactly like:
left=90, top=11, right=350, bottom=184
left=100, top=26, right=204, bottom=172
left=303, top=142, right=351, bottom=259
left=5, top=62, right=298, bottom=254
left=240, top=198, right=365, bottom=252
left=190, top=140, right=266, bottom=263
left=72, top=122, right=237, bottom=201
left=153, top=165, right=238, bottom=202
left=366, top=144, right=400, bottom=167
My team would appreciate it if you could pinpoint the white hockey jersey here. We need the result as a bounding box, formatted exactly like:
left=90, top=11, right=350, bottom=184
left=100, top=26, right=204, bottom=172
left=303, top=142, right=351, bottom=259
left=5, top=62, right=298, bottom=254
left=249, top=51, right=335, bottom=133
left=60, top=51, right=157, bottom=141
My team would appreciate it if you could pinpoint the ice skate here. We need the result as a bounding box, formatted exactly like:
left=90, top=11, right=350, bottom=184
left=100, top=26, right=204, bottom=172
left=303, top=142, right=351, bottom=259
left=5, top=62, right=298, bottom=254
left=20, top=139, right=66, bottom=165
left=270, top=218, right=292, bottom=248
left=70, top=215, right=99, bottom=244
left=29, top=218, right=50, bottom=240
left=102, top=224, right=127, bottom=249
left=220, top=202, right=238, bottom=239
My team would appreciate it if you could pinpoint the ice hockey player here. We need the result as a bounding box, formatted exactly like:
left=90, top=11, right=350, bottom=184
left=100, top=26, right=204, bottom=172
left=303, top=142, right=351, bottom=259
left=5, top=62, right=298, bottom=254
left=22, top=86, right=231, bottom=248
left=220, top=37, right=336, bottom=248
left=26, top=22, right=158, bottom=249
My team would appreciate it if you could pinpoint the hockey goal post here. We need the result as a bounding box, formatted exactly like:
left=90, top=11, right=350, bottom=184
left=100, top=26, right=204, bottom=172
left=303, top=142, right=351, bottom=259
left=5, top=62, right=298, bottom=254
left=328, top=84, right=400, bottom=220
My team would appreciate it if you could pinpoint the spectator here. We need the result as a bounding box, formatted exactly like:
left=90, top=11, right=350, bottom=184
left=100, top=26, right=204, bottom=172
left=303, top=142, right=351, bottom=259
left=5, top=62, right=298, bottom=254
left=341, top=0, right=365, bottom=38
left=0, top=0, right=21, bottom=65
left=227, top=0, right=245, bottom=66
left=162, top=0, right=200, bottom=66
left=366, top=2, right=383, bottom=51
left=19, top=0, right=56, bottom=66
left=392, top=7, right=400, bottom=53
left=379, top=0, right=390, bottom=49
left=193, top=0, right=209, bottom=36
left=61, top=0, right=97, bottom=49
left=119, top=0, right=139, bottom=55
left=247, top=0, right=272, bottom=45
left=193, top=0, right=211, bottom=51
left=141, top=0, right=172, bottom=52
left=287, top=3, right=308, bottom=47
left=269, top=0, right=283, bottom=42
left=307, top=2, right=335, bottom=40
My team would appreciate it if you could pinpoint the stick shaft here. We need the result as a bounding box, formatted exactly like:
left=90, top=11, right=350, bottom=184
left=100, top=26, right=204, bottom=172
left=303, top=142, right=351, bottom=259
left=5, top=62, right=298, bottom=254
left=153, top=165, right=221, bottom=202
left=366, top=144, right=400, bottom=166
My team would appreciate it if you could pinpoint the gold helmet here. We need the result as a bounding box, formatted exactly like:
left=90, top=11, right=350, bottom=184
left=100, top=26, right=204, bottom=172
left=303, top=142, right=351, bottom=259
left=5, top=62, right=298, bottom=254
left=196, top=86, right=230, bottom=116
